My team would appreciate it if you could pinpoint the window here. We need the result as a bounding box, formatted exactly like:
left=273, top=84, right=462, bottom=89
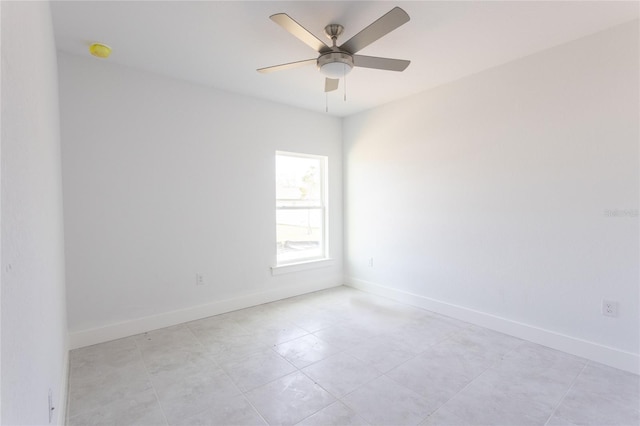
left=275, top=152, right=328, bottom=265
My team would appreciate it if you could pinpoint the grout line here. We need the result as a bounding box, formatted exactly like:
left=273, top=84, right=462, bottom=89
left=288, top=378, right=342, bottom=426
left=543, top=359, right=589, bottom=426
left=225, top=348, right=299, bottom=395
left=240, top=392, right=271, bottom=425
left=419, top=339, right=526, bottom=422
left=239, top=338, right=332, bottom=425
left=133, top=338, right=171, bottom=426
left=184, top=318, right=250, bottom=404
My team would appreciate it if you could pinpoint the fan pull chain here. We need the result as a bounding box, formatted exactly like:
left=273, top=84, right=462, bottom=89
left=326, top=92, right=329, bottom=113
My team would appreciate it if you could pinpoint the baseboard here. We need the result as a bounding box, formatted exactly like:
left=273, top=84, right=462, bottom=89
left=345, top=277, right=639, bottom=374
left=69, top=281, right=342, bottom=349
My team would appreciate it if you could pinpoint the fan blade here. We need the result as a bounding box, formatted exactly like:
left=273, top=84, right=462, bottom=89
left=270, top=13, right=331, bottom=53
left=257, top=58, right=316, bottom=74
left=339, top=7, right=410, bottom=54
left=325, top=78, right=339, bottom=92
left=353, top=55, right=410, bottom=72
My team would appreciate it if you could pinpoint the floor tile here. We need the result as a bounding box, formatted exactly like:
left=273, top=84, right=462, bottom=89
left=388, top=316, right=464, bottom=353
left=296, top=401, right=370, bottom=426
left=470, top=368, right=572, bottom=413
left=218, top=348, right=297, bottom=391
left=480, top=343, right=587, bottom=411
left=187, top=314, right=249, bottom=340
left=490, top=342, right=586, bottom=389
left=568, top=362, right=640, bottom=410
left=274, top=334, right=342, bottom=368
left=250, top=320, right=310, bottom=345
left=339, top=307, right=409, bottom=335
left=495, top=341, right=587, bottom=376
left=67, top=388, right=166, bottom=426
left=146, top=351, right=219, bottom=392
left=342, top=375, right=436, bottom=426
left=151, top=361, right=241, bottom=423
left=419, top=406, right=470, bottom=426
left=69, top=337, right=141, bottom=380
left=553, top=384, right=640, bottom=426
left=312, top=325, right=373, bottom=350
left=154, top=363, right=239, bottom=401
left=347, top=333, right=419, bottom=373
left=386, top=339, right=491, bottom=405
left=285, top=310, right=338, bottom=333
left=68, top=361, right=153, bottom=418
left=134, top=324, right=201, bottom=352
left=68, top=339, right=148, bottom=418
left=302, top=352, right=381, bottom=397
left=545, top=415, right=578, bottom=426
left=178, top=394, right=267, bottom=426
left=138, top=345, right=211, bottom=371
left=246, top=371, right=336, bottom=425
left=447, top=325, right=523, bottom=362
left=199, top=331, right=273, bottom=362
left=428, top=312, right=474, bottom=329
left=438, top=375, right=551, bottom=426
left=227, top=304, right=290, bottom=330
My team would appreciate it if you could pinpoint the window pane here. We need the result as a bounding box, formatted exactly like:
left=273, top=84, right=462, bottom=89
left=276, top=155, right=322, bottom=203
left=276, top=208, right=323, bottom=262
left=276, top=152, right=327, bottom=265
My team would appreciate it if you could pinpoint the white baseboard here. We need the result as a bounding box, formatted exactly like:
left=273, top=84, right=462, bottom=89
left=345, top=277, right=639, bottom=374
left=69, top=281, right=342, bottom=350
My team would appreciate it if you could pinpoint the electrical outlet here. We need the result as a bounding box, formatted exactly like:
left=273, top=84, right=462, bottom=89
left=196, top=273, right=205, bottom=286
left=602, top=300, right=618, bottom=317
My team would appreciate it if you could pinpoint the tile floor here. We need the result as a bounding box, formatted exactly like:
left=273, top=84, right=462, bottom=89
left=67, top=286, right=640, bottom=426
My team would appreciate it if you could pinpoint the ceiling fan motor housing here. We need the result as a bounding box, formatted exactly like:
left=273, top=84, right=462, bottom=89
left=317, top=51, right=354, bottom=78
left=324, top=24, right=344, bottom=41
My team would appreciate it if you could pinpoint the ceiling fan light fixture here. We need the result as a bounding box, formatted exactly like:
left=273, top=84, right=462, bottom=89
left=318, top=52, right=353, bottom=78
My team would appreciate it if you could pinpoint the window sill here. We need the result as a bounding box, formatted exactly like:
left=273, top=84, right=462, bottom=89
left=271, top=259, right=335, bottom=276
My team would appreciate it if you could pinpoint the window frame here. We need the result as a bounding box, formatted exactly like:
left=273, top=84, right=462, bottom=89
left=274, top=151, right=329, bottom=268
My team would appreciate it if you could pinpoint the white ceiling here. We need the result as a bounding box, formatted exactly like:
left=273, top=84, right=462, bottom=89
left=51, top=1, right=639, bottom=117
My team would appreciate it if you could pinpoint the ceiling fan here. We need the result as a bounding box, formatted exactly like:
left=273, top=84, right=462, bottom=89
left=257, top=7, right=411, bottom=93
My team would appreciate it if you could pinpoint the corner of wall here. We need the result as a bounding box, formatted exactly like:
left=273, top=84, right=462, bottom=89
left=57, top=348, right=69, bottom=426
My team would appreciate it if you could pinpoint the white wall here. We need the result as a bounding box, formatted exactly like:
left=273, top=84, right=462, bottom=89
left=344, top=21, right=639, bottom=372
left=58, top=53, right=343, bottom=347
left=1, top=1, right=69, bottom=424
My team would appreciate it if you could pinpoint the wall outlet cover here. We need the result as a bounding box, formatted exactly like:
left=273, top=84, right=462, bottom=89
left=196, top=273, right=205, bottom=286
left=602, top=300, right=619, bottom=317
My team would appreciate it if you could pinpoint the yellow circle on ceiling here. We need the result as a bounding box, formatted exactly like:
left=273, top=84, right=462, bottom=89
left=89, top=43, right=112, bottom=58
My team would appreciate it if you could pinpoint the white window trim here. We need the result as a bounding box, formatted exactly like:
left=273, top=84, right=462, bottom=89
left=271, top=258, right=335, bottom=276
left=275, top=151, right=329, bottom=267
